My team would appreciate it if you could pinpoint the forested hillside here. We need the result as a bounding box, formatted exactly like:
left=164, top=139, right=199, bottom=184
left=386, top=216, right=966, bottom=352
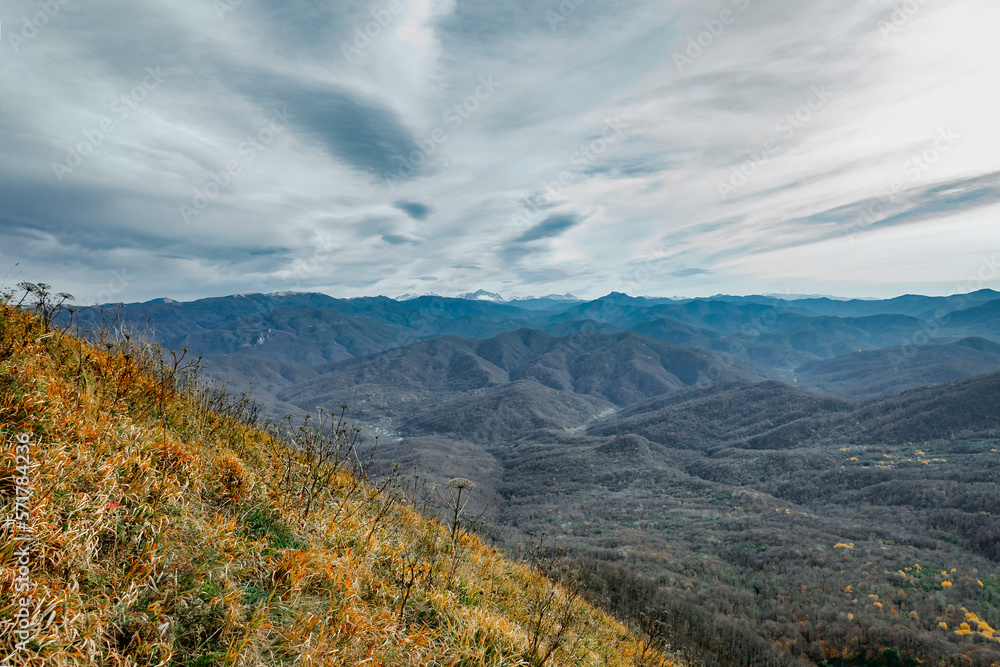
left=495, top=377, right=1000, bottom=666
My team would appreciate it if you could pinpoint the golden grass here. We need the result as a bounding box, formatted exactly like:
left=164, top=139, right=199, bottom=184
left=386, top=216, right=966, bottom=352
left=0, top=304, right=674, bottom=666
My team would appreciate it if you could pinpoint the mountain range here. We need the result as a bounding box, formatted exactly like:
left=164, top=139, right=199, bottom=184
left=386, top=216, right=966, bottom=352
left=64, top=289, right=1000, bottom=666
left=69, top=288, right=1000, bottom=412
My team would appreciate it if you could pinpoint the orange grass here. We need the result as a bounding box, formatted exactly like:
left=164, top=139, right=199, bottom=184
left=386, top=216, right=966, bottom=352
left=0, top=303, right=676, bottom=666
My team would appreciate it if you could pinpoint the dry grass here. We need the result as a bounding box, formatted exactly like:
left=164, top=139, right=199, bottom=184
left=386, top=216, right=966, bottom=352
left=0, top=303, right=675, bottom=666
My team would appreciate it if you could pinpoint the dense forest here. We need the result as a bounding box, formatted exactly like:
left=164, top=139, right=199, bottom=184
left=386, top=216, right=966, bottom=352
left=489, top=383, right=1000, bottom=666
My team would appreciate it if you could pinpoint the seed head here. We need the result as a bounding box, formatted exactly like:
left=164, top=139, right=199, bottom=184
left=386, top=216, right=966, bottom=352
left=445, top=478, right=476, bottom=491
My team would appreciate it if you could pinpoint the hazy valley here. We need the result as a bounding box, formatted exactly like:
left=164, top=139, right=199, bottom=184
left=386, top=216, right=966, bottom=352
left=61, top=289, right=1000, bottom=666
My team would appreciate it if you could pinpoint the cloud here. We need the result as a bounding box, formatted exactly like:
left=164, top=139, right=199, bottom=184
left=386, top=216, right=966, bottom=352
left=238, top=74, right=424, bottom=181
left=759, top=171, right=1000, bottom=253
left=382, top=233, right=424, bottom=245
left=514, top=213, right=581, bottom=243
left=671, top=268, right=710, bottom=277
left=394, top=200, right=432, bottom=220
left=244, top=2, right=365, bottom=57
left=1, top=0, right=997, bottom=302
left=583, top=154, right=673, bottom=179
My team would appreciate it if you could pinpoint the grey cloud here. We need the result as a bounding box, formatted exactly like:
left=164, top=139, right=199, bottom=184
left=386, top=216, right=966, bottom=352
left=498, top=211, right=586, bottom=269
left=245, top=2, right=364, bottom=57
left=807, top=172, right=1000, bottom=232
left=671, top=268, right=711, bottom=277
left=725, top=171, right=1000, bottom=257
left=843, top=172, right=1000, bottom=233
left=58, top=3, right=195, bottom=82
left=498, top=245, right=540, bottom=266
left=728, top=153, right=908, bottom=205
left=0, top=177, right=171, bottom=252
left=583, top=154, right=673, bottom=179
left=394, top=201, right=432, bottom=220
left=238, top=73, right=424, bottom=181
left=0, top=171, right=293, bottom=269
left=345, top=216, right=398, bottom=237
left=382, top=234, right=423, bottom=245
left=439, top=0, right=659, bottom=51
left=515, top=213, right=580, bottom=243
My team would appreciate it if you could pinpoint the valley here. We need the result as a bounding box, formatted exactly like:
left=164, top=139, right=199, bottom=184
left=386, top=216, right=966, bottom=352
left=67, top=289, right=1000, bottom=666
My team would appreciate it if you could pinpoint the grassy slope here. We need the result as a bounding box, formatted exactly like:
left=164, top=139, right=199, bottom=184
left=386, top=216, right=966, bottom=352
left=0, top=304, right=673, bottom=666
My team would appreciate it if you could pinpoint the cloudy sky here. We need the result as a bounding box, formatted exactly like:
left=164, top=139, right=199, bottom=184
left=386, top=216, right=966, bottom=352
left=1, top=0, right=998, bottom=304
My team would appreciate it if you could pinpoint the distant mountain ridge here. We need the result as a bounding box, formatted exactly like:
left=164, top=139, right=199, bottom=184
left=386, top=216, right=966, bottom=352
left=274, top=327, right=773, bottom=426
left=66, top=289, right=1000, bottom=417
left=397, top=290, right=583, bottom=305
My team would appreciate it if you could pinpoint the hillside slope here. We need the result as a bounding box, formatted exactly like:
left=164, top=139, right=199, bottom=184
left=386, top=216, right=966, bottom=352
left=0, top=303, right=672, bottom=666
left=796, top=337, right=1000, bottom=398
left=492, top=378, right=1000, bottom=666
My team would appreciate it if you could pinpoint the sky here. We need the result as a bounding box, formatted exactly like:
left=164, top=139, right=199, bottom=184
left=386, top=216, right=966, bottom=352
left=1, top=0, right=999, bottom=305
